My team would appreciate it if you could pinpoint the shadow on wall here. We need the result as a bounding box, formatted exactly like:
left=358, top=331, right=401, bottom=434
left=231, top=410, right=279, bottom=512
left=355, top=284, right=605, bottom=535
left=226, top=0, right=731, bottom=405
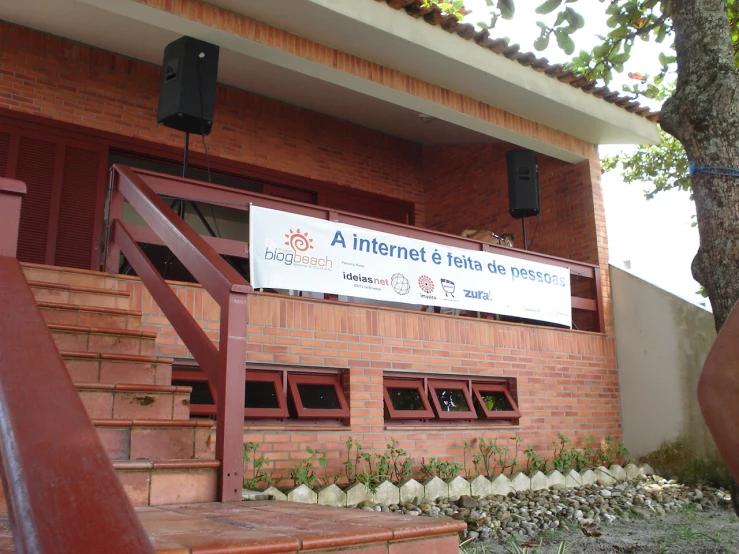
left=611, top=265, right=719, bottom=465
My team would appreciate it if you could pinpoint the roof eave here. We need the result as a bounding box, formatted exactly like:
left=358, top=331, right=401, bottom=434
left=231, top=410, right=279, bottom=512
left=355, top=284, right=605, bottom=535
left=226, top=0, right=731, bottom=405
left=258, top=0, right=661, bottom=146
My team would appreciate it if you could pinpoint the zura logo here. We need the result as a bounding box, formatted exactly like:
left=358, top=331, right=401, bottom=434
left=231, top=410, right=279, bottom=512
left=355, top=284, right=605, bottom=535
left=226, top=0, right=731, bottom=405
left=284, top=228, right=314, bottom=252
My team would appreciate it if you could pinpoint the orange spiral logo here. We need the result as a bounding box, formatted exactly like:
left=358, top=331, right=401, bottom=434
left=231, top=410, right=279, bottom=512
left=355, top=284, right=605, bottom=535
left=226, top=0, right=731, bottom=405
left=284, top=228, right=314, bottom=252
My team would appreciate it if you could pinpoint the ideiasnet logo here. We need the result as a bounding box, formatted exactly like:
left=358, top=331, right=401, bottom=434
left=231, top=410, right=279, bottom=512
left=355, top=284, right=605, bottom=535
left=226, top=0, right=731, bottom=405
left=264, top=228, right=332, bottom=268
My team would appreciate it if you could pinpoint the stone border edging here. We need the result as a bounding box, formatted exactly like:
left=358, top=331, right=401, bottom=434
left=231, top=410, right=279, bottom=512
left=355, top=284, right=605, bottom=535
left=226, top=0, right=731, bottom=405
left=242, top=463, right=656, bottom=507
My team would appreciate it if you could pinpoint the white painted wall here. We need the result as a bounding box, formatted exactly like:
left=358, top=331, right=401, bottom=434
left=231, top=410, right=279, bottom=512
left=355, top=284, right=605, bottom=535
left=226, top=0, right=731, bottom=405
left=611, top=265, right=718, bottom=459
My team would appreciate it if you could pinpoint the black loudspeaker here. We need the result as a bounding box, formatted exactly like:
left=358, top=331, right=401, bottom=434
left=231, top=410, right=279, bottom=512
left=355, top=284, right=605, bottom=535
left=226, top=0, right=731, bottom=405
left=157, top=36, right=220, bottom=136
left=506, top=150, right=540, bottom=218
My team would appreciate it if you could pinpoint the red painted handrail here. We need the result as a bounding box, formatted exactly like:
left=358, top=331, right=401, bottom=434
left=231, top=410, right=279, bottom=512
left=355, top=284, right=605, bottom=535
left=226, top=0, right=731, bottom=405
left=105, top=165, right=249, bottom=502
left=114, top=166, right=604, bottom=332
left=0, top=263, right=154, bottom=550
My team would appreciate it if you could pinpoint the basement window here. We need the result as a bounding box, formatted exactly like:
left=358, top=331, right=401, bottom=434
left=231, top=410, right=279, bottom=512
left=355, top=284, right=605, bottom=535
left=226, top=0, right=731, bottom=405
left=288, top=374, right=350, bottom=419
left=472, top=383, right=521, bottom=420
left=172, top=362, right=348, bottom=423
left=383, top=373, right=519, bottom=425
left=383, top=378, right=434, bottom=419
left=428, top=380, right=477, bottom=419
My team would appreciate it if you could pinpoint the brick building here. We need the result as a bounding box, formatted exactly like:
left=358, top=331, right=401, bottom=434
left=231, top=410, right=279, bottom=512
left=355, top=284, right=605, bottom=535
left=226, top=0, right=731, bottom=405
left=0, top=0, right=659, bottom=505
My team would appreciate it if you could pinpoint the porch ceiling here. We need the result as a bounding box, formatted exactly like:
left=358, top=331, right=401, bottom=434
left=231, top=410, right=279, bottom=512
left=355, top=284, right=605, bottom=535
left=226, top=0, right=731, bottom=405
left=0, top=0, right=654, bottom=162
left=1, top=0, right=500, bottom=148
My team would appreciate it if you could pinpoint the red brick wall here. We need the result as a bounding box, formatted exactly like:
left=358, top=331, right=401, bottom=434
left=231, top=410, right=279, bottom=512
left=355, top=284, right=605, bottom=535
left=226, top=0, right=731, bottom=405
left=0, top=22, right=427, bottom=224
left=3, top=21, right=620, bottom=482
left=114, top=276, right=620, bottom=485
left=423, top=144, right=611, bottom=333
left=423, top=143, right=598, bottom=265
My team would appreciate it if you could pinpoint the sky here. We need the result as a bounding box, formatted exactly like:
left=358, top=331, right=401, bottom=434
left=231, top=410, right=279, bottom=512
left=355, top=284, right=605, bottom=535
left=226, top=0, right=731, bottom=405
left=460, top=0, right=708, bottom=309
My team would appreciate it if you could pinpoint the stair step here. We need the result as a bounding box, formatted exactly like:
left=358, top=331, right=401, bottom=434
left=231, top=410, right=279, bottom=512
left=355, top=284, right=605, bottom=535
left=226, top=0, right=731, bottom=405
left=61, top=351, right=172, bottom=385
left=77, top=383, right=192, bottom=420
left=28, top=280, right=130, bottom=310
left=21, top=261, right=127, bottom=291
left=49, top=324, right=156, bottom=356
left=38, top=302, right=142, bottom=331
left=114, top=459, right=220, bottom=506
left=95, top=419, right=214, bottom=461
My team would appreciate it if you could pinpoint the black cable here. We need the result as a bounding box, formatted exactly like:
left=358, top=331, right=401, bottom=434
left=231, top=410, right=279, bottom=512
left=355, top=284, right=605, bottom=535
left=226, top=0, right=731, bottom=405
left=527, top=215, right=540, bottom=250
left=196, top=54, right=213, bottom=185
left=196, top=52, right=222, bottom=238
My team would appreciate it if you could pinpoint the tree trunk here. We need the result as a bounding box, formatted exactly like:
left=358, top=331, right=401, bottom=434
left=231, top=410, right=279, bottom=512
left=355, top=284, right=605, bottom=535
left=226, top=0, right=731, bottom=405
left=660, top=0, right=739, bottom=331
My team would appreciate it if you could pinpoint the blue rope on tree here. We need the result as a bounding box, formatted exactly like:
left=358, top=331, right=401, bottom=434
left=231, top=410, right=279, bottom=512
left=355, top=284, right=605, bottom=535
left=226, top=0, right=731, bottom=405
left=689, top=162, right=739, bottom=177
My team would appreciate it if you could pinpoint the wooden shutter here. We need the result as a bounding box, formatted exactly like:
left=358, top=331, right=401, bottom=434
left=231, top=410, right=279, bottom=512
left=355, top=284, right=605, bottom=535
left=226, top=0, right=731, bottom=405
left=15, top=136, right=57, bottom=265
left=0, top=122, right=107, bottom=269
left=55, top=146, right=105, bottom=269
left=0, top=131, right=10, bottom=176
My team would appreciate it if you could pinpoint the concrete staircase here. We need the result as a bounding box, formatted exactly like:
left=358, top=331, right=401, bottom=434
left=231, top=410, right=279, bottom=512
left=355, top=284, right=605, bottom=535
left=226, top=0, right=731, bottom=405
left=20, top=263, right=219, bottom=506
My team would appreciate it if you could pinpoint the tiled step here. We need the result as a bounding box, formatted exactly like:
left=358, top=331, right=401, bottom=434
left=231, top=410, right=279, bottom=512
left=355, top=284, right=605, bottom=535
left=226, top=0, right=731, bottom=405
left=114, top=459, right=220, bottom=506
left=28, top=280, right=130, bottom=310
left=49, top=324, right=156, bottom=356
left=95, top=419, right=214, bottom=461
left=61, top=351, right=172, bottom=385
left=21, top=261, right=126, bottom=291
left=77, top=383, right=192, bottom=420
left=38, top=301, right=142, bottom=331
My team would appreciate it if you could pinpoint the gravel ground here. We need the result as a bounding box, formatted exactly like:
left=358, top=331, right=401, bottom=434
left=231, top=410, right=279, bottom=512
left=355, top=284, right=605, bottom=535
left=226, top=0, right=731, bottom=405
left=463, top=506, right=739, bottom=553
left=352, top=474, right=737, bottom=553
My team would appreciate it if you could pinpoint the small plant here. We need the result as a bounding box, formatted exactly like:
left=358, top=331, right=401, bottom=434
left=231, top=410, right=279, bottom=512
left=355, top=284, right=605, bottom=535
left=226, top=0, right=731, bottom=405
left=382, top=438, right=413, bottom=483
left=524, top=446, right=547, bottom=473
left=499, top=437, right=522, bottom=475
left=290, top=446, right=326, bottom=488
left=242, top=442, right=273, bottom=490
left=343, top=437, right=365, bottom=484
left=420, top=457, right=462, bottom=481
left=551, top=434, right=576, bottom=473
left=464, top=437, right=520, bottom=478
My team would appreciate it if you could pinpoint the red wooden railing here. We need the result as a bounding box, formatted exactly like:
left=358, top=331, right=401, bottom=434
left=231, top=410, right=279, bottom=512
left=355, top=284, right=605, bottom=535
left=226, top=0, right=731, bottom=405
left=0, top=178, right=153, bottom=552
left=109, top=166, right=605, bottom=333
left=104, top=165, right=250, bottom=502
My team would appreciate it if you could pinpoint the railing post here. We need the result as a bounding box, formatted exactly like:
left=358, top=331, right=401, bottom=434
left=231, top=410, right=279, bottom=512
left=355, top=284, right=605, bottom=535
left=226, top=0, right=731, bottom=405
left=104, top=173, right=125, bottom=273
left=216, top=290, right=249, bottom=501
left=592, top=268, right=606, bottom=333
left=0, top=178, right=26, bottom=258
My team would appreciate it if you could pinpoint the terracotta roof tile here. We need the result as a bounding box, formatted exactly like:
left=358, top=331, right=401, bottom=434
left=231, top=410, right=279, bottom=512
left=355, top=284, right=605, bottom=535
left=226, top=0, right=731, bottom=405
left=378, top=0, right=659, bottom=122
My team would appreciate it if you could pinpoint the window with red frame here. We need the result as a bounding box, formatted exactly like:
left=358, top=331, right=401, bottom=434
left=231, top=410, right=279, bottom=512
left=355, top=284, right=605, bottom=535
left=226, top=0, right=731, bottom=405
left=383, top=374, right=520, bottom=424
left=171, top=362, right=349, bottom=422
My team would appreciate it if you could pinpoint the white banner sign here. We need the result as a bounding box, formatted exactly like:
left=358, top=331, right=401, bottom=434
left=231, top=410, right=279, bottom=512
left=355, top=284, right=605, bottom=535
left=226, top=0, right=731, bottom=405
left=249, top=206, right=572, bottom=327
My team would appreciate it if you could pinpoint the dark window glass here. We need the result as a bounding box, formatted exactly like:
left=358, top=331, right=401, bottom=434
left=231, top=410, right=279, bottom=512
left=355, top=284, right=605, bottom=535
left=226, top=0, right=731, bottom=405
left=388, top=387, right=425, bottom=411
left=480, top=391, right=513, bottom=412
left=297, top=383, right=340, bottom=410
left=245, top=380, right=280, bottom=409
left=434, top=388, right=470, bottom=412
left=175, top=380, right=213, bottom=405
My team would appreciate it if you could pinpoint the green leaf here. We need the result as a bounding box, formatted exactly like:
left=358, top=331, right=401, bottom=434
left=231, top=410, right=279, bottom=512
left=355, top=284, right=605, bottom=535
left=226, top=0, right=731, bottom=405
left=534, top=34, right=551, bottom=51
left=536, top=0, right=562, bottom=15
left=565, top=7, right=585, bottom=29
left=498, top=0, right=515, bottom=19
left=555, top=28, right=575, bottom=54
left=453, top=0, right=463, bottom=9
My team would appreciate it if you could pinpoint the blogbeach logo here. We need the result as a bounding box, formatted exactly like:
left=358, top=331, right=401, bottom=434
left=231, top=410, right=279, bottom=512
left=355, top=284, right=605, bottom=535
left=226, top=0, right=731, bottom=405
left=265, top=227, right=330, bottom=269
left=284, top=228, right=314, bottom=252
